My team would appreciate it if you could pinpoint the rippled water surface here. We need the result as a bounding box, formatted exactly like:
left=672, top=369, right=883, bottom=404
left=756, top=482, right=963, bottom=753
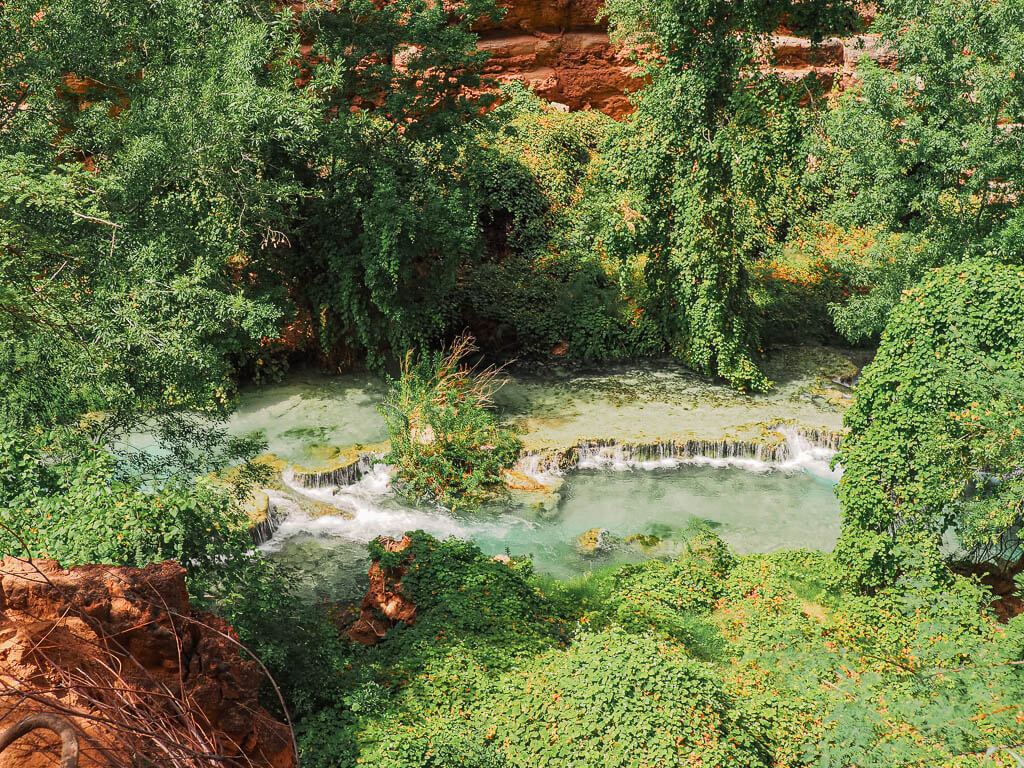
left=263, top=458, right=841, bottom=603
left=224, top=346, right=859, bottom=465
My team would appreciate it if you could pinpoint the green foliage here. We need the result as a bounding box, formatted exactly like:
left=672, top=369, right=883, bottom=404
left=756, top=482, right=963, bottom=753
left=1, top=0, right=298, bottom=433
left=324, top=533, right=764, bottom=768
left=474, top=628, right=766, bottom=768
left=373, top=722, right=511, bottom=768
left=300, top=533, right=572, bottom=766
left=716, top=550, right=1024, bottom=768
left=457, top=84, right=638, bottom=360
left=750, top=224, right=873, bottom=344
left=1, top=0, right=503, bottom=426
left=217, top=560, right=353, bottom=725
left=298, top=533, right=1024, bottom=767
left=813, top=576, right=1024, bottom=767
left=0, top=429, right=253, bottom=582
left=379, top=336, right=522, bottom=509
left=277, top=0, right=501, bottom=368
left=817, top=0, right=1024, bottom=341
left=590, top=0, right=858, bottom=390
left=834, top=260, right=1024, bottom=590
left=587, top=532, right=733, bottom=657
left=377, top=532, right=567, bottom=658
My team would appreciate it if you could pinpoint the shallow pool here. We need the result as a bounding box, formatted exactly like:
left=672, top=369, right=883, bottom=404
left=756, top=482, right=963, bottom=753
left=262, top=459, right=841, bottom=603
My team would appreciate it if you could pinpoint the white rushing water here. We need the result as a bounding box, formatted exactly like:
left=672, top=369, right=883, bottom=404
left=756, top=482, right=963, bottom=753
left=258, top=429, right=843, bottom=600
left=532, top=426, right=842, bottom=480
left=261, top=464, right=492, bottom=554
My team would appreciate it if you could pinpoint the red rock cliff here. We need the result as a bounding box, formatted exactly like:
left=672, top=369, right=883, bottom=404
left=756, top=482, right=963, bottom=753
left=475, top=0, right=639, bottom=117
left=474, top=0, right=892, bottom=117
left=0, top=558, right=295, bottom=768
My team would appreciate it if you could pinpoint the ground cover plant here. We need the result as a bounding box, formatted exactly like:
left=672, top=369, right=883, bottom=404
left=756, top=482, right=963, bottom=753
left=293, top=532, right=1024, bottom=768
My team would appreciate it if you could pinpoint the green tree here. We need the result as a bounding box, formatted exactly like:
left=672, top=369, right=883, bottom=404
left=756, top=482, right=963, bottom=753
left=834, top=260, right=1024, bottom=590
left=457, top=83, right=634, bottom=360
left=1, top=0, right=500, bottom=440
left=590, top=0, right=857, bottom=390
left=279, top=0, right=499, bottom=368
left=1, top=0, right=312, bottom=467
left=819, top=0, right=1024, bottom=341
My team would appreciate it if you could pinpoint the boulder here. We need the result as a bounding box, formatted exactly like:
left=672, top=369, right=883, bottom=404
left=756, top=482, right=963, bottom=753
left=502, top=468, right=552, bottom=491
left=346, top=536, right=417, bottom=646
left=575, top=527, right=618, bottom=555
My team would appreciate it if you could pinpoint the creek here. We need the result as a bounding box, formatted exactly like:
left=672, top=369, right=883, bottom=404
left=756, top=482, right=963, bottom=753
left=227, top=347, right=859, bottom=603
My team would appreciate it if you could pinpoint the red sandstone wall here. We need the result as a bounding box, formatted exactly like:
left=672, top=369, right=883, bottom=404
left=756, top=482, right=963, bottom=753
left=474, top=0, right=639, bottom=117
left=474, top=0, right=893, bottom=117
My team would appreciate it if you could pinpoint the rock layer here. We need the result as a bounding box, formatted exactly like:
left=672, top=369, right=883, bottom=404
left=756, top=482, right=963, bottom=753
left=0, top=558, right=295, bottom=768
left=475, top=0, right=894, bottom=117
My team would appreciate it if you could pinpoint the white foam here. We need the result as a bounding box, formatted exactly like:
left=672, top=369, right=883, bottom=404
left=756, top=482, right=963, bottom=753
left=514, top=451, right=563, bottom=482
left=572, top=428, right=842, bottom=479
left=260, top=463, right=493, bottom=552
left=774, top=426, right=843, bottom=480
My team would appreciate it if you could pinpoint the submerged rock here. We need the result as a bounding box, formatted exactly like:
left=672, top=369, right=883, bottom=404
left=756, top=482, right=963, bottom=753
left=576, top=527, right=618, bottom=555
left=625, top=533, right=663, bottom=550
left=309, top=500, right=354, bottom=520
left=502, top=468, right=552, bottom=492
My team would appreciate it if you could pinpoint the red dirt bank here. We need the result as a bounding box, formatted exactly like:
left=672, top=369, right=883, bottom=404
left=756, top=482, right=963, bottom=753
left=0, top=558, right=294, bottom=768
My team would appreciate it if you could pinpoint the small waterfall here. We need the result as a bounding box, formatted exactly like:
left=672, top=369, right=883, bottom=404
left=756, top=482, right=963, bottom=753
left=516, top=425, right=844, bottom=478
left=513, top=451, right=564, bottom=483
left=249, top=494, right=283, bottom=546
left=285, top=451, right=384, bottom=489
left=259, top=462, right=487, bottom=551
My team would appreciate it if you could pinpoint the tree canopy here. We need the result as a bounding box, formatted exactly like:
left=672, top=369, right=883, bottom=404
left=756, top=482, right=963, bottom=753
left=835, top=260, right=1024, bottom=590
left=819, top=0, right=1024, bottom=342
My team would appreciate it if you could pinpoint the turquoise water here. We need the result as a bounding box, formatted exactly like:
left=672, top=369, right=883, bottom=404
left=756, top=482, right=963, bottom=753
left=119, top=355, right=853, bottom=605
left=263, top=461, right=841, bottom=604
left=218, top=346, right=857, bottom=466
left=227, top=373, right=388, bottom=464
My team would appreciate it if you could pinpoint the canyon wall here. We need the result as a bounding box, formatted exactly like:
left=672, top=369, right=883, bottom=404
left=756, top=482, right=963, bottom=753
left=475, top=0, right=892, bottom=117
left=474, top=0, right=638, bottom=117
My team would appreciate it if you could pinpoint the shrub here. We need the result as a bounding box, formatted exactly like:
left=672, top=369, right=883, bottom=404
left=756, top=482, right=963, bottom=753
left=459, top=84, right=632, bottom=361
left=478, top=628, right=767, bottom=768
left=591, top=533, right=734, bottom=656
left=379, top=335, right=522, bottom=510
left=833, top=260, right=1024, bottom=590
left=0, top=430, right=251, bottom=583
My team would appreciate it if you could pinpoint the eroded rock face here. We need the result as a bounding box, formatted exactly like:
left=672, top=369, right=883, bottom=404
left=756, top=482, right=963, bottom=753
left=474, top=0, right=639, bottom=117
left=0, top=558, right=295, bottom=768
left=474, top=0, right=895, bottom=118
left=346, top=536, right=417, bottom=646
